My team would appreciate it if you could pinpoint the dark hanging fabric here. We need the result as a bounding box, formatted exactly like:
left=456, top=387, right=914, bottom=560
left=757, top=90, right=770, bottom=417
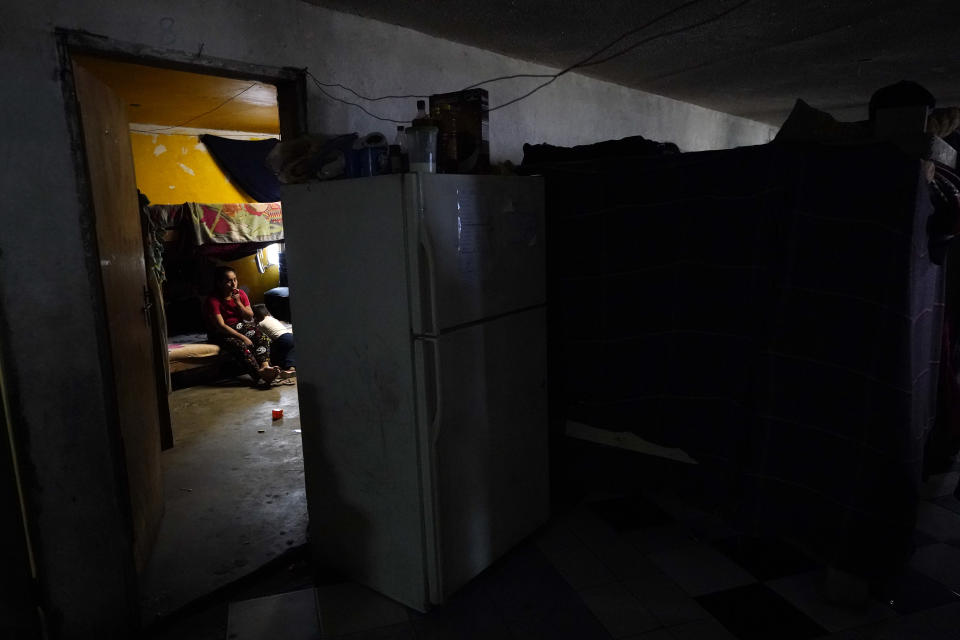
left=546, top=142, right=944, bottom=580
left=200, top=134, right=281, bottom=203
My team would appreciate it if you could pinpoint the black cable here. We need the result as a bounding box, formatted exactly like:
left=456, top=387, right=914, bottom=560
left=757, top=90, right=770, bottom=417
left=306, top=72, right=411, bottom=124
left=308, top=77, right=430, bottom=102
left=461, top=72, right=556, bottom=91
left=486, top=0, right=754, bottom=111
left=485, top=77, right=560, bottom=113
left=307, top=0, right=754, bottom=117
left=319, top=0, right=713, bottom=101
left=567, top=0, right=712, bottom=71
left=130, top=83, right=260, bottom=133
left=576, top=0, right=753, bottom=70
left=475, top=0, right=713, bottom=91
left=302, top=0, right=717, bottom=108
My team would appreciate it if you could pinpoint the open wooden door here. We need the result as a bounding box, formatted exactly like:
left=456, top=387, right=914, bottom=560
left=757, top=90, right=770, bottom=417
left=72, top=59, right=165, bottom=573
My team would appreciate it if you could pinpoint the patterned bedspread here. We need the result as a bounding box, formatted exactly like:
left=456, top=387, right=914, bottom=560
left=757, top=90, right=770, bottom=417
left=548, top=142, right=944, bottom=578
left=187, top=202, right=283, bottom=245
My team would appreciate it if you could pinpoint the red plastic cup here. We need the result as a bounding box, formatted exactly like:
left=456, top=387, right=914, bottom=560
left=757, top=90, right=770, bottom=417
left=272, top=409, right=284, bottom=420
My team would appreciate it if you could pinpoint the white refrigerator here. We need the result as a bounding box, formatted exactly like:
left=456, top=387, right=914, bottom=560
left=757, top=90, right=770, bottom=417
left=281, top=173, right=548, bottom=612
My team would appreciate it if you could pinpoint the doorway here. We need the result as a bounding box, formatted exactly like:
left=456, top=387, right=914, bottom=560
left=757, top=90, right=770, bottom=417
left=63, top=33, right=309, bottom=625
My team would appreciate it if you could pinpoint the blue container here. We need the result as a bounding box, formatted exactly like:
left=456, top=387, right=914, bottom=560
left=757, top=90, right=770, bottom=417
left=348, top=147, right=389, bottom=178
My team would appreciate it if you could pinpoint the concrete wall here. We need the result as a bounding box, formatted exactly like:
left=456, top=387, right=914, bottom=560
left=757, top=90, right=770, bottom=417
left=1, top=1, right=775, bottom=636
left=299, top=11, right=778, bottom=154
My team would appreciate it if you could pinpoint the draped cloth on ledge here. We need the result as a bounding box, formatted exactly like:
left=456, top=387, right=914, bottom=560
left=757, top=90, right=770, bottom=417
left=147, top=201, right=283, bottom=261
left=187, top=202, right=283, bottom=246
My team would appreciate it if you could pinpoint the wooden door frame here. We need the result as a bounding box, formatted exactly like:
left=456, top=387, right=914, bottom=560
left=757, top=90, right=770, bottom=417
left=58, top=29, right=309, bottom=139
left=54, top=28, right=308, bottom=630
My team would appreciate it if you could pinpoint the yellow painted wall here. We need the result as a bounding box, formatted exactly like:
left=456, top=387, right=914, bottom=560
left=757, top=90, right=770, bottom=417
left=130, top=131, right=255, bottom=204
left=130, top=130, right=280, bottom=304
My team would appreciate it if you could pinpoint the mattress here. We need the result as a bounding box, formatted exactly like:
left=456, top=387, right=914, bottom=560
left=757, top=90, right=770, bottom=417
left=168, top=340, right=220, bottom=373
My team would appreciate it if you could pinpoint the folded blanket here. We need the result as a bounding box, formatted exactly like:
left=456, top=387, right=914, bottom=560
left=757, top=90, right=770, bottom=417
left=519, top=135, right=679, bottom=173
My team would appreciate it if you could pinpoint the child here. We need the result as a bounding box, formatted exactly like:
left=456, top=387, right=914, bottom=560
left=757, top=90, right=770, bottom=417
left=253, top=304, right=295, bottom=375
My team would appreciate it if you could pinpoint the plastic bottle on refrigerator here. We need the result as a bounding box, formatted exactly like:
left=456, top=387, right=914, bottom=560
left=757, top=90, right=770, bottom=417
left=411, top=100, right=435, bottom=128
left=408, top=100, right=438, bottom=173
left=389, top=125, right=408, bottom=173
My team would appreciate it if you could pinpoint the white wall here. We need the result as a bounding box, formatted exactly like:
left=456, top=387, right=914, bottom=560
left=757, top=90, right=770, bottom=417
left=298, top=10, right=777, bottom=154
left=0, top=1, right=775, bottom=635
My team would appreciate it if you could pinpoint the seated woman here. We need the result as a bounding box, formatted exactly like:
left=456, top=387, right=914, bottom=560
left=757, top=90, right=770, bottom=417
left=204, top=266, right=278, bottom=385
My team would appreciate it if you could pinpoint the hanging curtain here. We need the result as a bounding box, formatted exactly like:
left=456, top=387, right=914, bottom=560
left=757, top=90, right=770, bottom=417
left=200, top=134, right=281, bottom=203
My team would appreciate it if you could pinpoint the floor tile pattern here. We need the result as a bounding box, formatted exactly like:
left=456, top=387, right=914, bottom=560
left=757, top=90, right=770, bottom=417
left=223, top=448, right=960, bottom=639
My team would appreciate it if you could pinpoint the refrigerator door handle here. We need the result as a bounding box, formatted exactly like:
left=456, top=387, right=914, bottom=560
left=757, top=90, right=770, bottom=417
left=414, top=335, right=444, bottom=603
left=425, top=336, right=443, bottom=601
left=418, top=223, right=439, bottom=337
left=421, top=336, right=443, bottom=443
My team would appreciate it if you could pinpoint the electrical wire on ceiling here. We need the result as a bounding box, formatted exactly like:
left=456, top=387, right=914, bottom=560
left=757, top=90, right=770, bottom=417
left=306, top=78, right=429, bottom=102
left=127, top=0, right=755, bottom=131
left=129, top=82, right=261, bottom=134
left=307, top=0, right=754, bottom=121
left=462, top=0, right=714, bottom=94
left=306, top=77, right=414, bottom=124
left=486, top=0, right=753, bottom=113
left=576, top=0, right=753, bottom=70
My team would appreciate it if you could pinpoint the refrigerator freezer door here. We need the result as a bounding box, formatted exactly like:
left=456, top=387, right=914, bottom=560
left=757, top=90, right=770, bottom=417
left=411, top=174, right=545, bottom=334
left=427, top=307, right=550, bottom=599
left=281, top=177, right=432, bottom=610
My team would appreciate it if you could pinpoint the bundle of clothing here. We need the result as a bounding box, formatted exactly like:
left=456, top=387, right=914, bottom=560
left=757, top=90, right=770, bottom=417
left=518, top=134, right=680, bottom=173
left=266, top=133, right=358, bottom=183
left=266, top=132, right=394, bottom=183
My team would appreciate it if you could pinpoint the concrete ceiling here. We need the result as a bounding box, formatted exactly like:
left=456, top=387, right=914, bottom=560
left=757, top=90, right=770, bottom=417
left=305, top=0, right=960, bottom=126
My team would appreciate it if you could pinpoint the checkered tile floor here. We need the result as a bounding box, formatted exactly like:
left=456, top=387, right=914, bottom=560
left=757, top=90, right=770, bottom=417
left=226, top=449, right=960, bottom=640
